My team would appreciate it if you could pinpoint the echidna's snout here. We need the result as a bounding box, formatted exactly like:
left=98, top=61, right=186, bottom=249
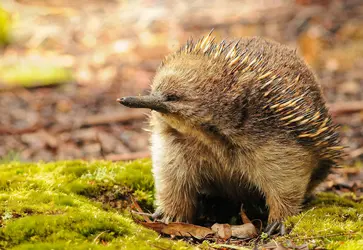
left=117, top=95, right=169, bottom=113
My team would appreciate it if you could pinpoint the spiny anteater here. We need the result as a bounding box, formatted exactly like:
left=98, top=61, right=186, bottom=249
left=117, top=31, right=343, bottom=235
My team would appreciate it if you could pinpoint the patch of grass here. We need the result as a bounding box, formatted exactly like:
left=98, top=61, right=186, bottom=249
left=0, top=160, right=154, bottom=210
left=282, top=193, right=363, bottom=249
left=0, top=160, right=194, bottom=249
left=0, top=63, right=72, bottom=87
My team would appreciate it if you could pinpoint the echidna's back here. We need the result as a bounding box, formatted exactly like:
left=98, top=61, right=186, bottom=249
left=239, top=37, right=342, bottom=167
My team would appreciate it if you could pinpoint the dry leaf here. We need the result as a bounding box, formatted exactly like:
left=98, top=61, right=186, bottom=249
left=139, top=221, right=167, bottom=234
left=161, top=222, right=214, bottom=239
left=240, top=208, right=252, bottom=224
left=139, top=221, right=214, bottom=239
left=231, top=223, right=258, bottom=239
left=211, top=223, right=232, bottom=240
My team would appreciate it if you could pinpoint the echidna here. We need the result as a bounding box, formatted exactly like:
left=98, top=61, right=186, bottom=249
left=117, top=31, right=343, bottom=235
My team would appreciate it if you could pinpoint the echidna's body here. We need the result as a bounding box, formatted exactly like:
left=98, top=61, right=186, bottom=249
left=118, top=33, right=343, bottom=234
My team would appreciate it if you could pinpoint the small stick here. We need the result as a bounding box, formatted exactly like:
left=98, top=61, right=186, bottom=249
left=328, top=101, right=363, bottom=115
left=84, top=111, right=147, bottom=126
left=130, top=197, right=152, bottom=222
left=131, top=211, right=154, bottom=217
left=349, top=147, right=363, bottom=159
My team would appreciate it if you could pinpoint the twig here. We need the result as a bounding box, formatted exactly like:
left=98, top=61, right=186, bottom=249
left=349, top=147, right=363, bottom=159
left=130, top=196, right=152, bottom=223
left=0, top=111, right=147, bottom=135
left=92, top=231, right=107, bottom=244
left=106, top=151, right=151, bottom=161
left=131, top=211, right=153, bottom=217
left=84, top=111, right=147, bottom=126
left=0, top=122, right=42, bottom=135
left=328, top=101, right=363, bottom=115
left=292, top=207, right=316, bottom=230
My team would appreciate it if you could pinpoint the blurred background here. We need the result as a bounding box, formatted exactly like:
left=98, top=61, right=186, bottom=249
left=0, top=0, right=363, bottom=164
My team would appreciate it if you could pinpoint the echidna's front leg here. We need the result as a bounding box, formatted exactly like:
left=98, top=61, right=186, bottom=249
left=257, top=164, right=311, bottom=235
left=152, top=167, right=199, bottom=223
left=151, top=134, right=200, bottom=223
left=262, top=178, right=308, bottom=235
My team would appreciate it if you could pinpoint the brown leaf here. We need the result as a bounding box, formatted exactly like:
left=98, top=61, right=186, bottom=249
left=231, top=223, right=258, bottom=239
left=211, top=223, right=232, bottom=240
left=139, top=221, right=167, bottom=234
left=161, top=222, right=214, bottom=239
left=138, top=221, right=214, bottom=239
left=240, top=207, right=252, bottom=224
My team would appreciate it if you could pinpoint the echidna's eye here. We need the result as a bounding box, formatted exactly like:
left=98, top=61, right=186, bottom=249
left=201, top=123, right=219, bottom=134
left=165, top=94, right=180, bottom=102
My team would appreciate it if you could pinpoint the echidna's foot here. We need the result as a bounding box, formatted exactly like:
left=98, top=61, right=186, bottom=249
left=152, top=209, right=172, bottom=224
left=264, top=221, right=286, bottom=236
left=152, top=207, right=163, bottom=220
left=152, top=207, right=190, bottom=224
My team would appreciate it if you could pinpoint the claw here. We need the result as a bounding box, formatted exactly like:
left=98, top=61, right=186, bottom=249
left=280, top=223, right=286, bottom=236
left=264, top=221, right=285, bottom=236
left=152, top=208, right=163, bottom=220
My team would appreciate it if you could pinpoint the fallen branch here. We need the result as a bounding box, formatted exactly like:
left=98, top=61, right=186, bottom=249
left=328, top=101, right=363, bottom=115
left=349, top=147, right=363, bottom=159
left=84, top=111, right=147, bottom=126
left=0, top=122, right=43, bottom=135
left=0, top=111, right=148, bottom=135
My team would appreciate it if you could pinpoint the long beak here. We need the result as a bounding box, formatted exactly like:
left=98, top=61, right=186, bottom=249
left=117, top=95, right=169, bottom=113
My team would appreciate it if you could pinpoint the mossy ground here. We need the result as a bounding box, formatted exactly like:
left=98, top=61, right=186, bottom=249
left=0, top=160, right=193, bottom=250
left=0, top=64, right=72, bottom=88
left=282, top=193, right=363, bottom=250
left=0, top=160, right=362, bottom=249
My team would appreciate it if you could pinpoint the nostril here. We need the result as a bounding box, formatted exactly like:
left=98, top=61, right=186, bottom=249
left=116, top=97, right=125, bottom=103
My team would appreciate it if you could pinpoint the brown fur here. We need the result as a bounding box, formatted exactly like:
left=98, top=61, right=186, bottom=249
left=141, top=34, right=342, bottom=224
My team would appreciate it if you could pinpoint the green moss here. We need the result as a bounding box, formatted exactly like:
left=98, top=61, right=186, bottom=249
left=282, top=193, right=363, bottom=249
left=0, top=64, right=72, bottom=87
left=0, top=160, right=193, bottom=249
left=0, top=160, right=154, bottom=207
